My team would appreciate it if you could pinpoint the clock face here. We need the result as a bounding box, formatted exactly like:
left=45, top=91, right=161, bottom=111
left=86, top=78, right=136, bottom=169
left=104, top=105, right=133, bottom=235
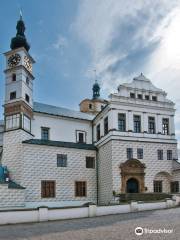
left=8, top=54, right=21, bottom=68
left=24, top=56, right=32, bottom=73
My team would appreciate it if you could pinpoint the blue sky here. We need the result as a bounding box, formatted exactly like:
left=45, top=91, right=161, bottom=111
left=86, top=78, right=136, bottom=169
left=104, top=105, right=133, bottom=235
left=1, top=0, right=180, bottom=145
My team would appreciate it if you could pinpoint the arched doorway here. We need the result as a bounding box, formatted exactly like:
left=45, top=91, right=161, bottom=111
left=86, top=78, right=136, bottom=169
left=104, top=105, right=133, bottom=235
left=126, top=178, right=139, bottom=193
left=120, top=159, right=146, bottom=193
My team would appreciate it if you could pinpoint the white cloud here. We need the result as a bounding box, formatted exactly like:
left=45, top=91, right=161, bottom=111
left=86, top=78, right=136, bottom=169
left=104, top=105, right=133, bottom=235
left=53, top=35, right=68, bottom=54
left=73, top=0, right=180, bottom=145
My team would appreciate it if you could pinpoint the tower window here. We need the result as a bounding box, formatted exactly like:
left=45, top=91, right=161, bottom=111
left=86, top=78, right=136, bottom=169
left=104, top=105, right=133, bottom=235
left=25, top=94, right=30, bottom=103
left=10, top=91, right=16, bottom=100
left=133, top=115, right=141, bottom=133
left=89, top=104, right=92, bottom=109
left=104, top=116, right=108, bottom=135
left=23, top=115, right=31, bottom=132
left=162, top=118, right=169, bottom=135
left=148, top=117, right=156, bottom=134
left=6, top=114, right=20, bottom=130
left=12, top=73, right=16, bottom=82
left=26, top=77, right=30, bottom=85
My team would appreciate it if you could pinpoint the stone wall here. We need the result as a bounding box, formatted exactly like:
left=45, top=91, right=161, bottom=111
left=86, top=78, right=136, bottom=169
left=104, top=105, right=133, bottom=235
left=97, top=141, right=113, bottom=205
left=0, top=184, right=25, bottom=208
left=98, top=139, right=177, bottom=204
left=22, top=143, right=97, bottom=204
left=111, top=140, right=177, bottom=193
left=2, top=129, right=32, bottom=184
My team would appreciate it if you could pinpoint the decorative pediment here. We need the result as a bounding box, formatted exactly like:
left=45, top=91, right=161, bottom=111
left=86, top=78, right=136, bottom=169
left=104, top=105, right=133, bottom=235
left=120, top=159, right=146, bottom=170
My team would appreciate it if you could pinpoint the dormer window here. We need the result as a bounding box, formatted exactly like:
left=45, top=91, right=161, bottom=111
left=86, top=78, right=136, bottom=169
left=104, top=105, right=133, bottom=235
left=152, top=96, right=157, bottom=101
left=137, top=94, right=142, bottom=99
left=25, top=94, right=30, bottom=103
left=145, top=95, right=149, bottom=100
left=12, top=73, right=16, bottom=82
left=130, top=93, right=135, bottom=98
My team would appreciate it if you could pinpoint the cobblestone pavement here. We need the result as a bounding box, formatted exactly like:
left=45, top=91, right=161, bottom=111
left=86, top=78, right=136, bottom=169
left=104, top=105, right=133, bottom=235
left=0, top=207, right=179, bottom=240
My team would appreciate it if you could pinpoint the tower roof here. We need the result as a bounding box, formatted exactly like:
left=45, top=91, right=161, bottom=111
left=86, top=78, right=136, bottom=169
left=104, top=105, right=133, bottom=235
left=92, top=80, right=100, bottom=99
left=10, top=14, right=30, bottom=52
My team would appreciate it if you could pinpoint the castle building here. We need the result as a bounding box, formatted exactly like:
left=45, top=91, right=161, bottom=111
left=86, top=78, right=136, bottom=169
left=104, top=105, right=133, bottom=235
left=0, top=16, right=180, bottom=208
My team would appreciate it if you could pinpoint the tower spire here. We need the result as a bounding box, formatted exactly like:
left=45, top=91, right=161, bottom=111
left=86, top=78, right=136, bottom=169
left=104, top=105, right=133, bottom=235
left=10, top=13, right=30, bottom=51
left=92, top=69, right=100, bottom=99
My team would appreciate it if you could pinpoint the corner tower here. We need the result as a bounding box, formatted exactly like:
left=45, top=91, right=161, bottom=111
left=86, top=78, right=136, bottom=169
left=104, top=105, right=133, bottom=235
left=4, top=14, right=35, bottom=133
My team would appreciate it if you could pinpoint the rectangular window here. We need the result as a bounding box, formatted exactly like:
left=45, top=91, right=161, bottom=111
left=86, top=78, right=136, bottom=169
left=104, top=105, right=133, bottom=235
left=41, top=127, right=49, bottom=140
left=148, top=117, right=156, bottom=134
left=25, top=94, right=30, bottom=103
left=86, top=157, right=95, bottom=169
left=23, top=115, right=31, bottom=132
left=162, top=118, right=169, bottom=135
left=57, top=154, right=67, bottom=167
left=6, top=114, right=20, bottom=130
left=134, top=115, right=141, bottom=133
left=75, top=181, right=87, bottom=197
left=137, top=94, right=142, bottom=99
left=41, top=181, right=55, bottom=198
left=10, top=91, right=16, bottom=100
left=96, top=124, right=100, bottom=141
left=104, top=116, right=108, bottom=135
left=154, top=181, right=162, bottom=193
left=137, top=148, right=143, bottom=159
left=152, top=96, right=157, bottom=101
left=145, top=95, right=149, bottom=100
left=76, top=130, right=86, bottom=143
left=157, top=149, right=163, bottom=160
left=167, top=150, right=173, bottom=160
left=118, top=113, right=126, bottom=132
left=130, top=93, right=135, bottom=98
left=171, top=181, right=179, bottom=193
left=127, top=148, right=133, bottom=160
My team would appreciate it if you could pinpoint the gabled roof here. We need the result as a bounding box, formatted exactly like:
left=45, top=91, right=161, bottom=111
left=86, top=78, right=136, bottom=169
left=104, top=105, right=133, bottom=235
left=33, top=102, right=94, bottom=121
left=118, top=73, right=165, bottom=93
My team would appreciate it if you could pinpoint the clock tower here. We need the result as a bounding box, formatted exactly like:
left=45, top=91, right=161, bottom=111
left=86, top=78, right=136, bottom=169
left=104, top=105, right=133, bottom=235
left=4, top=14, right=35, bottom=133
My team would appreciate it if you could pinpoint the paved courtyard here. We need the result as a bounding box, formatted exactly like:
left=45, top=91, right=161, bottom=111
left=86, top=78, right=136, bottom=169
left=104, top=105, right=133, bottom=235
left=0, top=207, right=179, bottom=240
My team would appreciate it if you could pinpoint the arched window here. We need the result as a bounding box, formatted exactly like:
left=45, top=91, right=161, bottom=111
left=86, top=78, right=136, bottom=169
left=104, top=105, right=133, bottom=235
left=12, top=73, right=16, bottom=82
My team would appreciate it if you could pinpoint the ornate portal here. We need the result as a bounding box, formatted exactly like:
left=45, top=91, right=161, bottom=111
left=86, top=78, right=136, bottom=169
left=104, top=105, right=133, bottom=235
left=120, top=159, right=146, bottom=193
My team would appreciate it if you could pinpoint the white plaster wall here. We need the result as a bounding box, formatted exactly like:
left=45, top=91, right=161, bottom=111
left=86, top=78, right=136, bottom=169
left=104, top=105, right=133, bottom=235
left=22, top=144, right=97, bottom=203
left=32, top=113, right=93, bottom=144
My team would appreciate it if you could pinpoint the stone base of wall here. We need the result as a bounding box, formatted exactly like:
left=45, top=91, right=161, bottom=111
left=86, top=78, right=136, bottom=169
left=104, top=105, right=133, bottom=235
left=0, top=184, right=25, bottom=208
